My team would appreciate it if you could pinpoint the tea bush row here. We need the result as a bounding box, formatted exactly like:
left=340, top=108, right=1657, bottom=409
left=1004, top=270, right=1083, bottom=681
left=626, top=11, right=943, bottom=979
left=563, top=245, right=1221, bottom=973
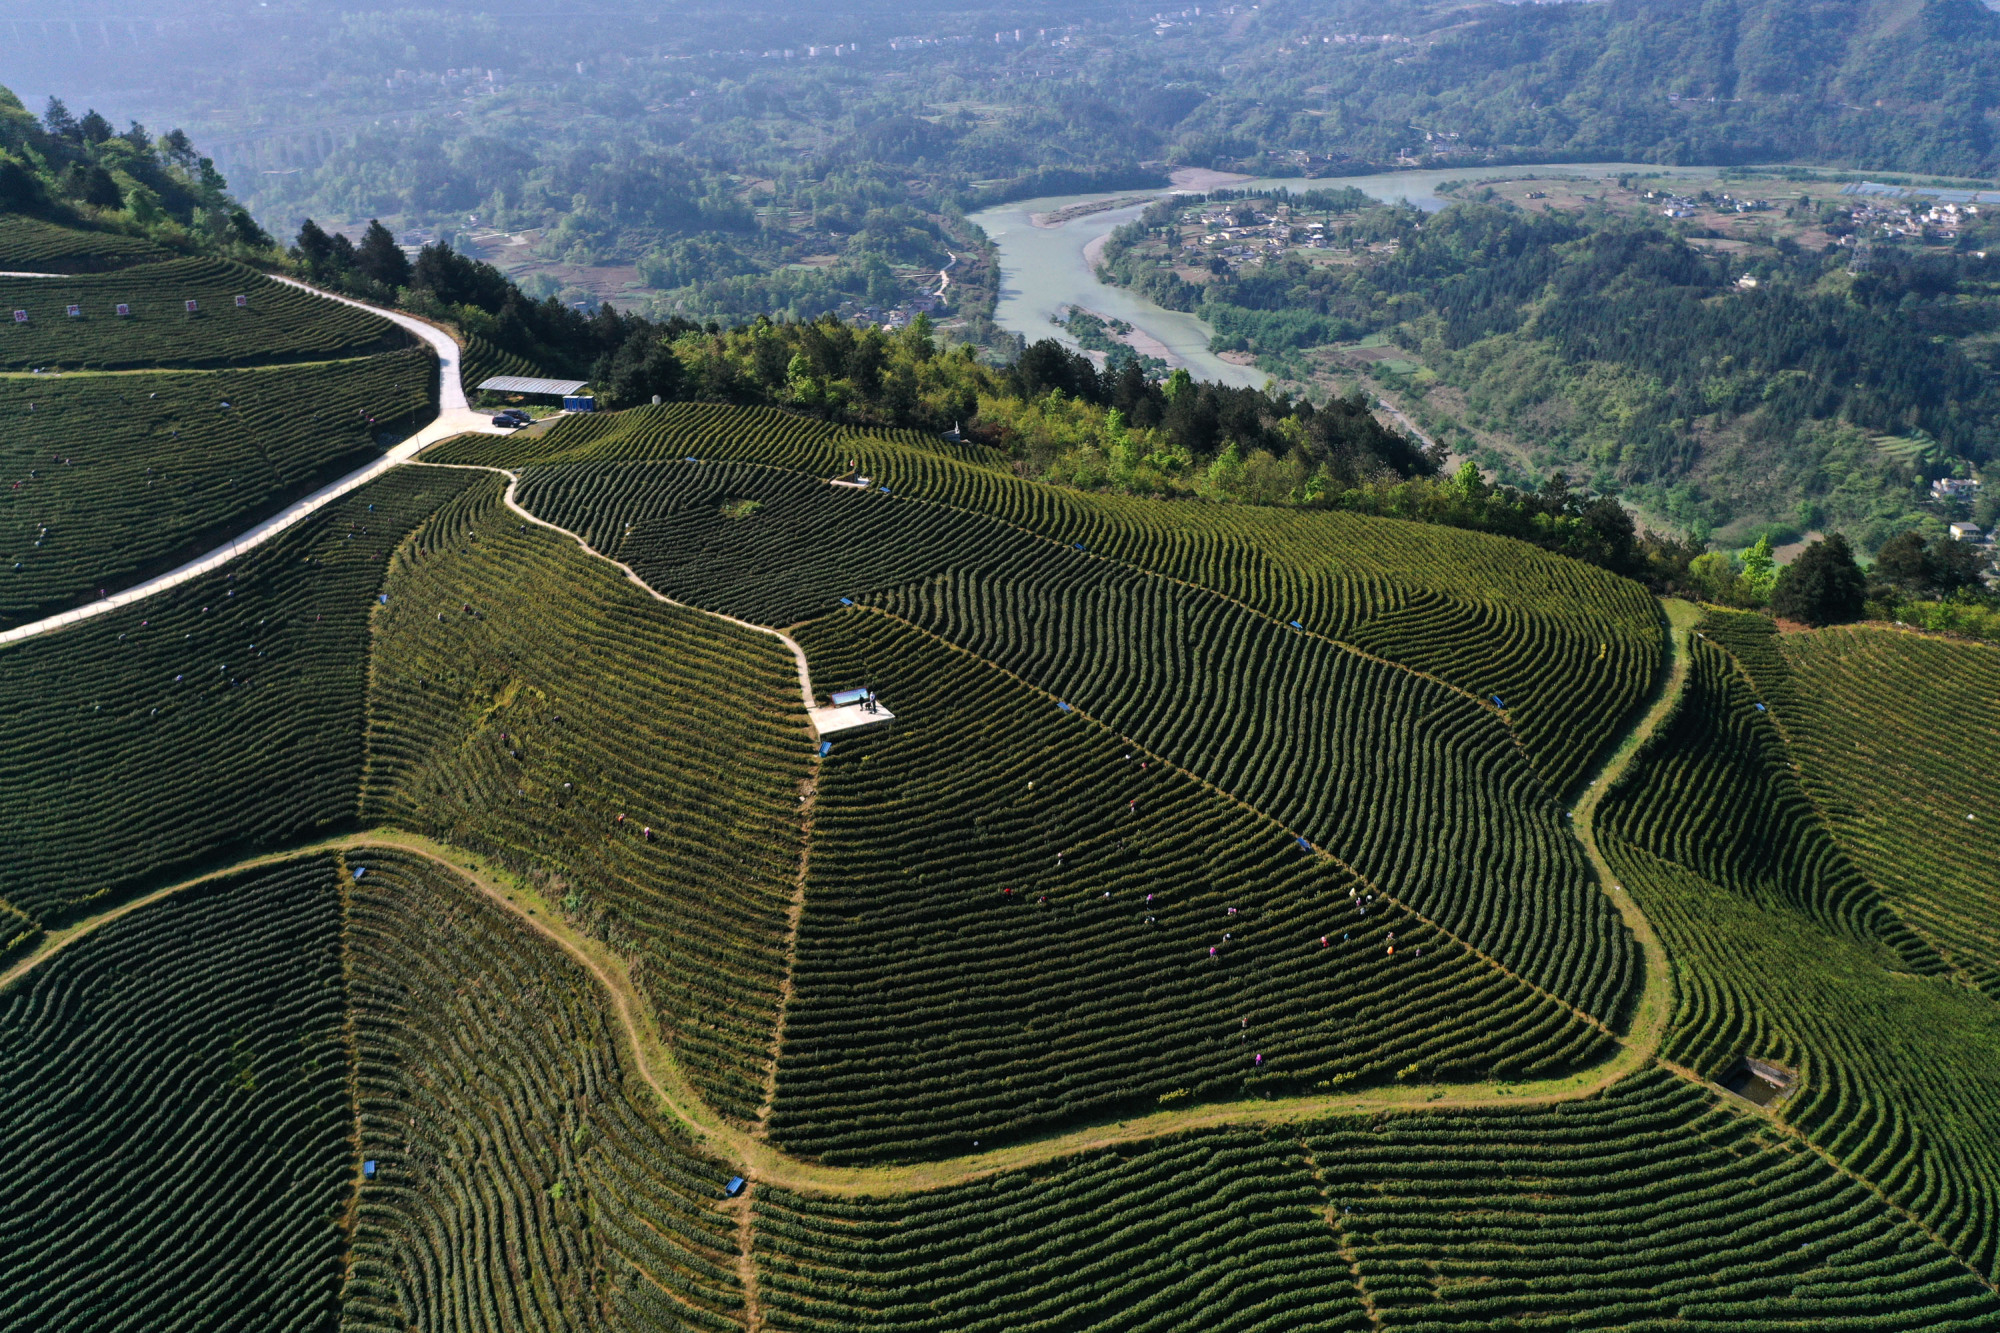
left=767, top=612, right=1612, bottom=1163
left=1717, top=614, right=2000, bottom=998
left=0, top=347, right=436, bottom=626
left=0, top=466, right=478, bottom=929
left=752, top=1068, right=2000, bottom=1330
left=0, top=257, right=412, bottom=369
left=0, top=857, right=352, bottom=1333
left=463, top=403, right=1661, bottom=796
left=0, top=214, right=175, bottom=273
left=342, top=849, right=746, bottom=1333
left=1599, top=633, right=2000, bottom=1280
left=514, top=461, right=1636, bottom=1024
left=362, top=475, right=812, bottom=1123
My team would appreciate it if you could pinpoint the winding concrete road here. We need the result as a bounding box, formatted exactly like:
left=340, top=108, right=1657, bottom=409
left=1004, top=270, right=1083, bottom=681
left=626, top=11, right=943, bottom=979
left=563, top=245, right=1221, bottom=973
left=0, top=275, right=502, bottom=648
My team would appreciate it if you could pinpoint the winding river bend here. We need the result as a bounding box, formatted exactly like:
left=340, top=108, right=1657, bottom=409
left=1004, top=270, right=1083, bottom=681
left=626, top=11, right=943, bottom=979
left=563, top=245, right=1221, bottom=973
left=969, top=162, right=1706, bottom=388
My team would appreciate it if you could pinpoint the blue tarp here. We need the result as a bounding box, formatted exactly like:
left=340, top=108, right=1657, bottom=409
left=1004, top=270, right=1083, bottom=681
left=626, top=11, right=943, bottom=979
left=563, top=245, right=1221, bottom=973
left=1289, top=620, right=1303, bottom=630
left=818, top=741, right=833, bottom=757
left=1056, top=701, right=1072, bottom=712
left=1492, top=695, right=1505, bottom=707
left=724, top=1176, right=747, bottom=1198
left=1296, top=836, right=1312, bottom=852
left=353, top=866, right=367, bottom=881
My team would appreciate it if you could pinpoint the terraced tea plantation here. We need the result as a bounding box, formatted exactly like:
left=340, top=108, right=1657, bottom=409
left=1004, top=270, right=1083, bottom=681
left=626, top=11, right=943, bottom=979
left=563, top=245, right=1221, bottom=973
left=0, top=466, right=476, bottom=940
left=0, top=857, right=353, bottom=1333
left=1723, top=617, right=2000, bottom=998
left=363, top=478, right=811, bottom=1122
left=756, top=1068, right=2000, bottom=1330
left=0, top=347, right=435, bottom=625
left=773, top=612, right=1612, bottom=1162
left=1600, top=623, right=2000, bottom=1282
left=0, top=257, right=411, bottom=369
left=0, top=213, right=176, bottom=272
left=343, top=849, right=745, bottom=1332
left=8, top=264, right=2000, bottom=1331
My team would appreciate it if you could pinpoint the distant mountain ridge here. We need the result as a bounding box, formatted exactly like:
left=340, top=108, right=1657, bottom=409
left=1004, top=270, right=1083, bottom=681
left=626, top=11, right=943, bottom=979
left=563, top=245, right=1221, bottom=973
left=1206, top=0, right=2000, bottom=175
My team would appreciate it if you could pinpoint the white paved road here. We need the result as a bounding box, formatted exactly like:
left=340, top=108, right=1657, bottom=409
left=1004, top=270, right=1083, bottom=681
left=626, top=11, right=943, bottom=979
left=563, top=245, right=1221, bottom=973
left=0, top=277, right=503, bottom=648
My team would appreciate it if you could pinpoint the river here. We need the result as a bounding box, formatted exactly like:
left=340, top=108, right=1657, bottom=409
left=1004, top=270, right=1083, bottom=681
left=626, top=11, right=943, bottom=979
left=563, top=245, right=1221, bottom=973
left=968, top=163, right=1709, bottom=388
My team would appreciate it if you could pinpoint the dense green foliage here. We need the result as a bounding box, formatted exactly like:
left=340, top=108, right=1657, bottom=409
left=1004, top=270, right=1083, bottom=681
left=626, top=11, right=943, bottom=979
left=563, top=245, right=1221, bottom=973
left=1600, top=619, right=2000, bottom=1281
left=363, top=477, right=811, bottom=1121
left=0, top=467, right=475, bottom=929
left=0, top=258, right=411, bottom=370
left=1104, top=196, right=2000, bottom=544
left=754, top=1068, right=2000, bottom=1330
left=0, top=348, right=435, bottom=625
left=766, top=611, right=1609, bottom=1161
left=343, top=849, right=746, bottom=1332
left=0, top=85, right=267, bottom=254
left=1209, top=0, right=2000, bottom=177
left=0, top=858, right=353, bottom=1333
left=1771, top=532, right=1868, bottom=624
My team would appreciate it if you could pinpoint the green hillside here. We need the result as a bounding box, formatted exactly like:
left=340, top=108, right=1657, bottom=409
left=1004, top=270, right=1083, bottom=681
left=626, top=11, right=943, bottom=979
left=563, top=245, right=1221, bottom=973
left=5, top=388, right=1999, bottom=1327
left=0, top=212, right=437, bottom=624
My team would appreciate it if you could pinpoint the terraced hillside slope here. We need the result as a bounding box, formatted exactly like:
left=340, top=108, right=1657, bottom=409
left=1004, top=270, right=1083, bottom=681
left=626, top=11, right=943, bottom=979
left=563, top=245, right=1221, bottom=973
left=343, top=848, right=746, bottom=1333
left=9, top=275, right=2000, bottom=1328
left=0, top=217, right=441, bottom=624
left=0, top=213, right=175, bottom=272
left=0, top=466, right=478, bottom=956
left=1707, top=614, right=2000, bottom=1000
left=754, top=1068, right=2000, bottom=1331
left=0, top=858, right=354, bottom=1333
left=0, top=257, right=413, bottom=370
left=0, top=350, right=434, bottom=626
left=771, top=612, right=1614, bottom=1162
left=510, top=459, right=1639, bottom=1033
left=432, top=402, right=1663, bottom=799
left=363, top=477, right=811, bottom=1123
left=1598, top=626, right=2000, bottom=1281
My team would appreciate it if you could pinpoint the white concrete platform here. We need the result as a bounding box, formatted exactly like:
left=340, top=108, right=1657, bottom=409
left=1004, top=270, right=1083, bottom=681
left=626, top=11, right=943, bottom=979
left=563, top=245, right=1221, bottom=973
left=808, top=702, right=896, bottom=740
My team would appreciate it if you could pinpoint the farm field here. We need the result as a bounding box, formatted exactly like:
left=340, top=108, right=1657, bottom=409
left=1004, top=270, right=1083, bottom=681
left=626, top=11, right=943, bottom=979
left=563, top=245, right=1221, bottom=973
left=770, top=611, right=1612, bottom=1163
left=362, top=474, right=812, bottom=1123
left=517, top=458, right=1638, bottom=1025
left=343, top=848, right=746, bottom=1332
left=1598, top=632, right=2000, bottom=1281
left=0, top=466, right=478, bottom=939
left=0, top=347, right=436, bottom=626
left=6, top=212, right=2000, bottom=1333
left=0, top=257, right=412, bottom=369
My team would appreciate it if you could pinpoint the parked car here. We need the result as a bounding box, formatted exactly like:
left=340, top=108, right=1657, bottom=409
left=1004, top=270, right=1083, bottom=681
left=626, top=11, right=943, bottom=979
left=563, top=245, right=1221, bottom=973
left=499, top=409, right=531, bottom=424
left=490, top=414, right=520, bottom=428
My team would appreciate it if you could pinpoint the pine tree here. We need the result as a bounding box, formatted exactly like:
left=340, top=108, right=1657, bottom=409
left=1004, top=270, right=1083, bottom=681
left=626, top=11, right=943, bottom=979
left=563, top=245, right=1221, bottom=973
left=1771, top=533, right=1866, bottom=626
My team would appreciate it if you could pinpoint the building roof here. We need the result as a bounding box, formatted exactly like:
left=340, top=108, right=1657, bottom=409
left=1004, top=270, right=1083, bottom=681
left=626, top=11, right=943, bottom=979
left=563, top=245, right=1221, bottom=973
left=477, top=375, right=588, bottom=396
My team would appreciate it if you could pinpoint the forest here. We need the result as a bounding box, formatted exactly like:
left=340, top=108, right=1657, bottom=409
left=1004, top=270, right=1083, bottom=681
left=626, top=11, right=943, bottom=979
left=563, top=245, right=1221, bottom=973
left=1100, top=192, right=2000, bottom=551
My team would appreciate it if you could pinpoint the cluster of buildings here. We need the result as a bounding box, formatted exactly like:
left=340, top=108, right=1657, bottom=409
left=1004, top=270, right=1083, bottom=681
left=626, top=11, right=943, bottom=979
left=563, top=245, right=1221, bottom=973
left=1186, top=208, right=1356, bottom=267
left=1643, top=190, right=1772, bottom=219
left=846, top=291, right=942, bottom=331
left=1844, top=200, right=1979, bottom=240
